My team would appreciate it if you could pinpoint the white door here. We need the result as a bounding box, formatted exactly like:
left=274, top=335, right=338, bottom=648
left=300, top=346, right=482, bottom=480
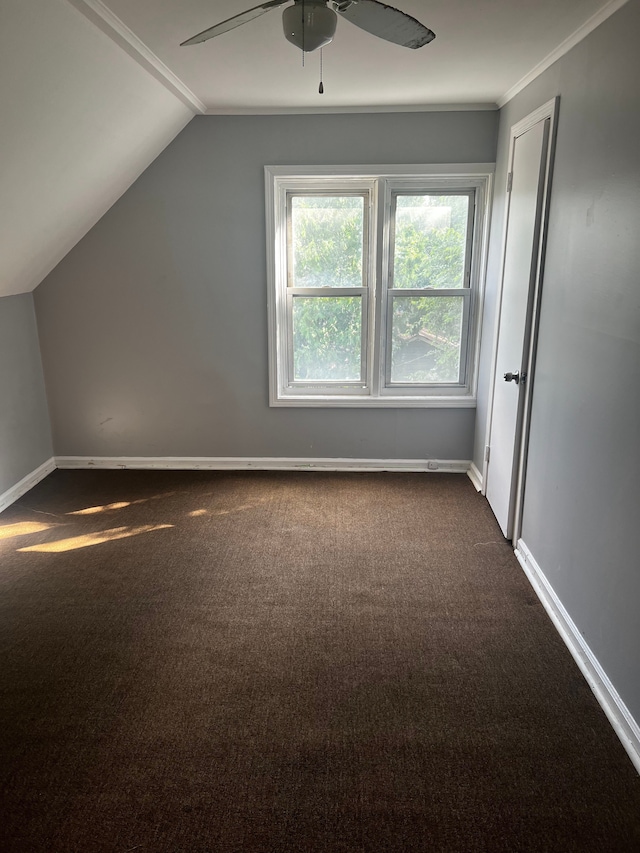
left=486, top=102, right=556, bottom=539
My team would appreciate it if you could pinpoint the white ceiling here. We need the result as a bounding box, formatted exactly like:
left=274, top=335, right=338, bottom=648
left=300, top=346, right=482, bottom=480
left=80, top=0, right=622, bottom=111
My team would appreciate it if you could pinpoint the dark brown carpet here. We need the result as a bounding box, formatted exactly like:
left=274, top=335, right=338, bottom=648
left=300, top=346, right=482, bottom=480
left=0, top=470, right=639, bottom=853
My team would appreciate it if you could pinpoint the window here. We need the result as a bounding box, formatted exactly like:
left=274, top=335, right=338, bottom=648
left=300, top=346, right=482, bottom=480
left=265, top=166, right=493, bottom=407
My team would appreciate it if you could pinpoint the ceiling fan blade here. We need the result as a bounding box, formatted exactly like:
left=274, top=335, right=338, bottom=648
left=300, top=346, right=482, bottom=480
left=181, top=0, right=290, bottom=46
left=334, top=0, right=435, bottom=49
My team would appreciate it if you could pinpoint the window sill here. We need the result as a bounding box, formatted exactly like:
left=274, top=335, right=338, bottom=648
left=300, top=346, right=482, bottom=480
left=269, top=395, right=477, bottom=408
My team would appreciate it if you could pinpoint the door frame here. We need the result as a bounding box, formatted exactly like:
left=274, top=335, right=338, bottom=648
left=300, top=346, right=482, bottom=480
left=483, top=97, right=559, bottom=543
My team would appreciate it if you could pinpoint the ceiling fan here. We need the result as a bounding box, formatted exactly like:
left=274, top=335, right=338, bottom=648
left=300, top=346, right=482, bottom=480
left=180, top=0, right=436, bottom=53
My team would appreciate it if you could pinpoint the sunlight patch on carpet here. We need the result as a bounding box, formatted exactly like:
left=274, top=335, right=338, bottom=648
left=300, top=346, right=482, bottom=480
left=18, top=523, right=173, bottom=553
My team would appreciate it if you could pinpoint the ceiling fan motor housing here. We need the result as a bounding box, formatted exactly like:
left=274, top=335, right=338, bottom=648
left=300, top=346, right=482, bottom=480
left=283, top=0, right=337, bottom=52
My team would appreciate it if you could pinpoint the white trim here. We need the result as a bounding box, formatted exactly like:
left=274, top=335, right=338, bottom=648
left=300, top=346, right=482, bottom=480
left=467, top=462, right=483, bottom=492
left=266, top=164, right=496, bottom=178
left=0, top=458, right=56, bottom=515
left=267, top=396, right=477, bottom=408
left=510, top=100, right=559, bottom=139
left=55, top=456, right=472, bottom=474
left=498, top=0, right=630, bottom=107
left=66, top=0, right=206, bottom=114
left=205, top=103, right=498, bottom=115
left=515, top=539, right=640, bottom=776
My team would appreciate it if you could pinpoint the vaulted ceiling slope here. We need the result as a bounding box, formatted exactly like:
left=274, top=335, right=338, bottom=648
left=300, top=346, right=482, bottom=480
left=0, top=0, right=194, bottom=297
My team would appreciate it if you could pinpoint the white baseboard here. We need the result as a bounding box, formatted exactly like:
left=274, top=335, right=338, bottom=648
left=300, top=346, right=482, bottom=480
left=515, top=539, right=640, bottom=775
left=0, top=457, right=57, bottom=515
left=467, top=461, right=483, bottom=491
left=55, top=456, right=472, bottom=474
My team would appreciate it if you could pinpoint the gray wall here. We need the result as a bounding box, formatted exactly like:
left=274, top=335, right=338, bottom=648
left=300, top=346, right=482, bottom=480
left=0, top=293, right=53, bottom=496
left=475, top=0, right=640, bottom=722
left=34, top=111, right=497, bottom=460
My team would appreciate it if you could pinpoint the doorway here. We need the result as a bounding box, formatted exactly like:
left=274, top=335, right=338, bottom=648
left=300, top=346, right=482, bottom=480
left=484, top=98, right=559, bottom=540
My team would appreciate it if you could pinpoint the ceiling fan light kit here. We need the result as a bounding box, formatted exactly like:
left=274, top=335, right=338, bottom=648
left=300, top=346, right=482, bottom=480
left=283, top=1, right=338, bottom=52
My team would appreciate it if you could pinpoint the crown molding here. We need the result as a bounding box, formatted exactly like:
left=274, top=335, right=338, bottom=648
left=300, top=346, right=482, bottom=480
left=498, top=0, right=631, bottom=108
left=203, top=103, right=498, bottom=115
left=66, top=0, right=206, bottom=114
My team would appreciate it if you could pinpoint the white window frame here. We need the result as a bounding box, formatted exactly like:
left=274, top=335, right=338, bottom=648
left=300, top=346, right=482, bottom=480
left=265, top=165, right=494, bottom=408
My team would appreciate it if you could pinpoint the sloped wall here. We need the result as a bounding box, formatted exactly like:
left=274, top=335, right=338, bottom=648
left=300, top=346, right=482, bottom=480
left=0, top=0, right=193, bottom=297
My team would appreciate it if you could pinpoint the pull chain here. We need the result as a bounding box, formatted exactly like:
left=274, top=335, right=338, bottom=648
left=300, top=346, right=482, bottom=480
left=319, top=48, right=324, bottom=94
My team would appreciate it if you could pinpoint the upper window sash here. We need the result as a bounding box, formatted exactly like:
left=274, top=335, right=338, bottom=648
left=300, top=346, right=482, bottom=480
left=286, top=192, right=370, bottom=292
left=388, top=190, right=474, bottom=292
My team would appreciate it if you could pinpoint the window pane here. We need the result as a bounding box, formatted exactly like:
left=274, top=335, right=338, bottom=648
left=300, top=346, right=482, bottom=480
left=292, top=297, right=362, bottom=381
left=291, top=196, right=364, bottom=288
left=390, top=296, right=463, bottom=383
left=392, top=195, right=469, bottom=289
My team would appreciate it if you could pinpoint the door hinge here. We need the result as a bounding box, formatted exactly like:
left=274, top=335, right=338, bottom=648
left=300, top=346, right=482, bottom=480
left=484, top=445, right=491, bottom=463
left=507, top=172, right=513, bottom=193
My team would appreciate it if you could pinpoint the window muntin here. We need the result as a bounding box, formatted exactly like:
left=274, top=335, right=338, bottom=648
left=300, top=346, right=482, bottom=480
left=266, top=167, right=492, bottom=407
